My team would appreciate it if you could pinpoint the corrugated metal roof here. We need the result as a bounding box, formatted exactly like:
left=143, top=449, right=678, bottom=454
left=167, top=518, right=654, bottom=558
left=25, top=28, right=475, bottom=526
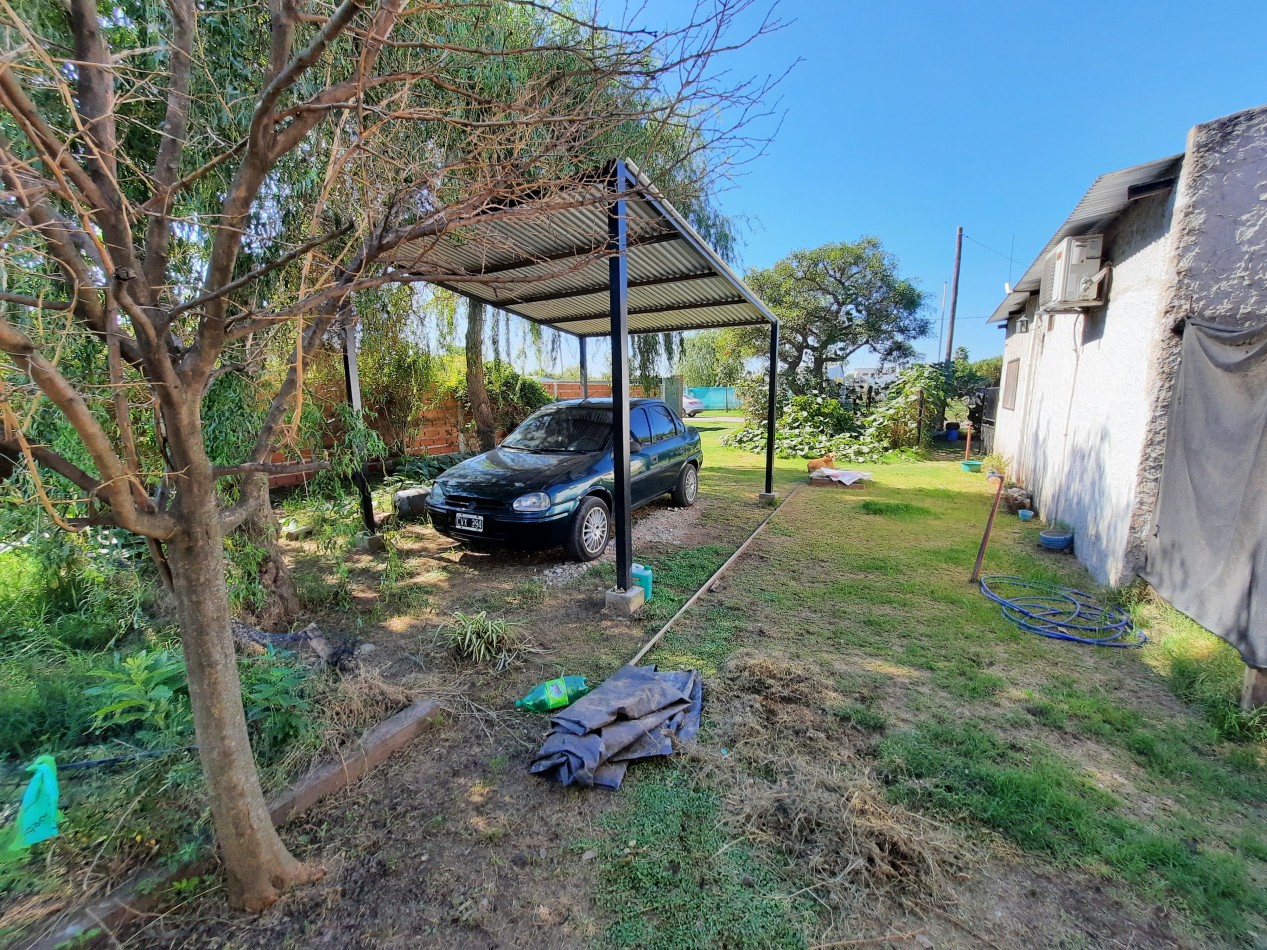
left=385, top=160, right=775, bottom=337
left=988, top=154, right=1184, bottom=323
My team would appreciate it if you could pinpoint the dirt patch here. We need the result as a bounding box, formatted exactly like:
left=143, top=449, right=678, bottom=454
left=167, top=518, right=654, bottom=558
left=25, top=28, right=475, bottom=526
left=124, top=709, right=615, bottom=949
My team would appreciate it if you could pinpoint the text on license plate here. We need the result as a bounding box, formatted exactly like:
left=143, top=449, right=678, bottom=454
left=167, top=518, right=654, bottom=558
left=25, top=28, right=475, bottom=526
left=455, top=513, right=484, bottom=532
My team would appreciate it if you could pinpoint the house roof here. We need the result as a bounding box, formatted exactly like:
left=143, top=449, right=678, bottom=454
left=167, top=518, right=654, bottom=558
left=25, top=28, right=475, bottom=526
left=384, top=160, right=775, bottom=338
left=988, top=153, right=1184, bottom=323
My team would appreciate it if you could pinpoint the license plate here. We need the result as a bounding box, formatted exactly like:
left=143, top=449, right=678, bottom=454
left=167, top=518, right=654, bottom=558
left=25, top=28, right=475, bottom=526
left=455, top=513, right=484, bottom=532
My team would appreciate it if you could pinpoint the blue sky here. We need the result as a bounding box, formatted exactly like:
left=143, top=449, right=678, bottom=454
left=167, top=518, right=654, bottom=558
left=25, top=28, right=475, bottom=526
left=632, top=0, right=1267, bottom=367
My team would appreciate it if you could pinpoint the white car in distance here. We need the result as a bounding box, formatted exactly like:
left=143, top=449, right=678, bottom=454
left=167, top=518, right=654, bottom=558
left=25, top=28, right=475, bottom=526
left=681, top=394, right=704, bottom=417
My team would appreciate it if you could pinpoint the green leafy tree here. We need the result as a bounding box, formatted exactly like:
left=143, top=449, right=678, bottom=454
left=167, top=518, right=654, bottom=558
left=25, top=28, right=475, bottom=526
left=739, top=239, right=930, bottom=392
left=677, top=329, right=745, bottom=388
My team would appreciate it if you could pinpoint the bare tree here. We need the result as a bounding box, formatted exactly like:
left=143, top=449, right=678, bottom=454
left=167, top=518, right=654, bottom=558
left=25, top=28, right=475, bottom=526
left=0, top=0, right=781, bottom=909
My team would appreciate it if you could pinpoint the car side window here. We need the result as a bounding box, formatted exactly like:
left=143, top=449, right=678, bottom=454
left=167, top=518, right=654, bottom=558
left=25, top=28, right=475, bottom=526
left=648, top=405, right=677, bottom=443
left=630, top=407, right=652, bottom=445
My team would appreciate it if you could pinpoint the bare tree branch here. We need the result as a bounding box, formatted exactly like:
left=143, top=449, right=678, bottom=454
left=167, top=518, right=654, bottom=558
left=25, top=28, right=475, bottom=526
left=142, top=0, right=197, bottom=291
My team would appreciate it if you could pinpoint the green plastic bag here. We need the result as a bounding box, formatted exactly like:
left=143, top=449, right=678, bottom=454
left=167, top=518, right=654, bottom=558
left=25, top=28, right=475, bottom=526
left=4, top=755, right=59, bottom=854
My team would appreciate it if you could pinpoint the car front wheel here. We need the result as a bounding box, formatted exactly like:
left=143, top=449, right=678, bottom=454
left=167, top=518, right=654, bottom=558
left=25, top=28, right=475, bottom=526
left=565, top=496, right=610, bottom=561
left=671, top=463, right=699, bottom=507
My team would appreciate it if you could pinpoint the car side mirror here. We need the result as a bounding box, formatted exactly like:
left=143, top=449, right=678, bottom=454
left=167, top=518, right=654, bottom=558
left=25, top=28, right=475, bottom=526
left=629, top=439, right=642, bottom=454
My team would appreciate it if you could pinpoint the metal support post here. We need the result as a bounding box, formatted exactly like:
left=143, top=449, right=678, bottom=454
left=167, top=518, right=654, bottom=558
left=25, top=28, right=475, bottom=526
left=608, top=161, right=634, bottom=593
left=762, top=320, right=779, bottom=497
left=579, top=336, right=588, bottom=399
left=340, top=321, right=377, bottom=534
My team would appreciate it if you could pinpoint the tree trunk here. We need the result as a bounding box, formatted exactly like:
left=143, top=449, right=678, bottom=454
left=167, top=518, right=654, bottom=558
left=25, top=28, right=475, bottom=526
left=465, top=298, right=496, bottom=451
left=811, top=349, right=828, bottom=390
left=236, top=473, right=300, bottom=630
left=165, top=463, right=318, bottom=910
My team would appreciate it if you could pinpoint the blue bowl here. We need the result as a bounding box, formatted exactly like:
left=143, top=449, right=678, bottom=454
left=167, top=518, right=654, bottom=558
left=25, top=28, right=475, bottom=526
left=1018, top=509, right=1034, bottom=522
left=1039, top=529, right=1073, bottom=551
left=961, top=460, right=982, bottom=473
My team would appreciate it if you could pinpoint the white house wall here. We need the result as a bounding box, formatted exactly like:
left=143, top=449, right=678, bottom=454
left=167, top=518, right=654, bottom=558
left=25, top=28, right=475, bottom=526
left=996, top=191, right=1176, bottom=584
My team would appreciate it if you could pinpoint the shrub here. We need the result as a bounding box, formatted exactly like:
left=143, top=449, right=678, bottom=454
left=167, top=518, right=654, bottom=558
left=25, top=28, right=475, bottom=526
left=438, top=610, right=527, bottom=671
left=239, top=651, right=315, bottom=756
left=726, top=364, right=952, bottom=461
left=87, top=649, right=193, bottom=745
left=0, top=544, right=150, bottom=652
left=0, top=656, right=99, bottom=760
left=725, top=393, right=858, bottom=458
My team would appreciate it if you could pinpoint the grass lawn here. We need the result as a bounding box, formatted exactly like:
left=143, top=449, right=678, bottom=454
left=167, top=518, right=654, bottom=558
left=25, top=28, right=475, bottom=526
left=586, top=424, right=1267, bottom=948
left=83, top=417, right=1265, bottom=949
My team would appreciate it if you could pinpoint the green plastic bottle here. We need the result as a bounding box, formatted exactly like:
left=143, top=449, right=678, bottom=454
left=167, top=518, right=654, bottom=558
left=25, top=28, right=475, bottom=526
left=516, top=676, right=589, bottom=712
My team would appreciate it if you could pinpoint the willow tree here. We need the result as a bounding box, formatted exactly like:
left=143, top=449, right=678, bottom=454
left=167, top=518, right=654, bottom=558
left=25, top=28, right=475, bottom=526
left=0, top=0, right=779, bottom=909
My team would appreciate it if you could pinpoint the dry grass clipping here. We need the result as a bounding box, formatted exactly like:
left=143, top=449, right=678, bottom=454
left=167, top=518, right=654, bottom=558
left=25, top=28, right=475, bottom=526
left=274, top=667, right=416, bottom=777
left=694, top=650, right=954, bottom=911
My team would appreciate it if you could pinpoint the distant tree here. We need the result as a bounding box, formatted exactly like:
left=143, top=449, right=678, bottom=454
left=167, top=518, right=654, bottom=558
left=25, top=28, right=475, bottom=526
left=972, top=355, right=1004, bottom=387
left=677, top=329, right=744, bottom=388
left=947, top=349, right=1003, bottom=396
left=739, top=239, right=929, bottom=392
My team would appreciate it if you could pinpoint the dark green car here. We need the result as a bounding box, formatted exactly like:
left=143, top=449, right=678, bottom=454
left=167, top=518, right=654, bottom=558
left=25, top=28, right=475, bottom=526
left=426, top=398, right=702, bottom=561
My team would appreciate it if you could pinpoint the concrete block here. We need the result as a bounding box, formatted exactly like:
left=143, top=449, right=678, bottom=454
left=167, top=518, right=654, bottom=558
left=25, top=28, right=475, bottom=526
left=758, top=491, right=780, bottom=505
left=605, top=586, right=646, bottom=617
left=394, top=486, right=431, bottom=519
left=352, top=533, right=388, bottom=554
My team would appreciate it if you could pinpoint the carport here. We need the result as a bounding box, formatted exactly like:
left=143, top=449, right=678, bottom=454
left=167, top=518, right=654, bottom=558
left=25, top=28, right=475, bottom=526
left=359, top=159, right=779, bottom=599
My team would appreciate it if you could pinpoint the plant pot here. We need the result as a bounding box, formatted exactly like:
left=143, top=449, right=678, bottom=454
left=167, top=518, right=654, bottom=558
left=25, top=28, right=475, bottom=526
left=961, top=460, right=982, bottom=473
left=1039, top=529, right=1073, bottom=551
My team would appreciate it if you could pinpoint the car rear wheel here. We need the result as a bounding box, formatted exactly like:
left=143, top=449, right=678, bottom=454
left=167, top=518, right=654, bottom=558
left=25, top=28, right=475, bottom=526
left=565, top=496, right=610, bottom=561
left=671, top=463, right=699, bottom=507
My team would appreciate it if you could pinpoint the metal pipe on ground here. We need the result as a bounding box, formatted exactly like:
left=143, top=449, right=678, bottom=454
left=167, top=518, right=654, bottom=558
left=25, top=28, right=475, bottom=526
left=628, top=484, right=802, bottom=667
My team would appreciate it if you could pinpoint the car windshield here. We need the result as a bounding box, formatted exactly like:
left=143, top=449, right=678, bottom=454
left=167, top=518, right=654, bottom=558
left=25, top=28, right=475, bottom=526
left=501, top=406, right=612, bottom=453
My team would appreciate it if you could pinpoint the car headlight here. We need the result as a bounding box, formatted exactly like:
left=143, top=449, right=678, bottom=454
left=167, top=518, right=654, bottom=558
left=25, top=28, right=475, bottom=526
left=512, top=491, right=551, bottom=512
left=428, top=482, right=446, bottom=504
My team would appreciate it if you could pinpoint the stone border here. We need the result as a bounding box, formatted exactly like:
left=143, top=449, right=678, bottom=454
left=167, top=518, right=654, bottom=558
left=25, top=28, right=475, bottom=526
left=25, top=700, right=442, bottom=950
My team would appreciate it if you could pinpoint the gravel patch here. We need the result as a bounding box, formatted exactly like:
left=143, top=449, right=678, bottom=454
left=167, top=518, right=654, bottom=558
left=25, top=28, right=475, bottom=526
left=538, top=502, right=701, bottom=587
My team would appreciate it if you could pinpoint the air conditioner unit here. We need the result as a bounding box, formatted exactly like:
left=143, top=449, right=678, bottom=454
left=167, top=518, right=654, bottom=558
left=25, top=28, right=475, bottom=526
left=1039, top=235, right=1105, bottom=310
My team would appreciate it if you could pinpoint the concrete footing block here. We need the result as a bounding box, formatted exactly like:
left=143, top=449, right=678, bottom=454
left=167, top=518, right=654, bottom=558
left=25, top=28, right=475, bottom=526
left=605, top=586, right=646, bottom=617
left=758, top=491, right=779, bottom=505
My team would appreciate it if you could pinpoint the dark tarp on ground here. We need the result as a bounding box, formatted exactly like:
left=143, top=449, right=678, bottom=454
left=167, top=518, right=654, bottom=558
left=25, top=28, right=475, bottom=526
left=528, top=665, right=702, bottom=790
left=1143, top=318, right=1267, bottom=668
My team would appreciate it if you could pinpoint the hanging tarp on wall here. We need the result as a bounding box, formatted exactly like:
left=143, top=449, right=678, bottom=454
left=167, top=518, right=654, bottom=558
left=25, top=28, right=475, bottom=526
left=1143, top=319, right=1267, bottom=668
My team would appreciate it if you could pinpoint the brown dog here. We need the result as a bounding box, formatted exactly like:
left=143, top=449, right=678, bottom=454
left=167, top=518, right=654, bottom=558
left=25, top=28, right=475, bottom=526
left=807, top=453, right=836, bottom=473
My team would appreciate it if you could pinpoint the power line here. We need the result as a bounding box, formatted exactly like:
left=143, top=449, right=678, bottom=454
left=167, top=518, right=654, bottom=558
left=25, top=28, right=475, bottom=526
left=963, top=234, right=1023, bottom=267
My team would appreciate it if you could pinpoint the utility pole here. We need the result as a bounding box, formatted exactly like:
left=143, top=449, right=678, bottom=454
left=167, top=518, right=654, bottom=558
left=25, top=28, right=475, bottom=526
left=944, top=226, right=963, bottom=364
left=936, top=281, right=948, bottom=358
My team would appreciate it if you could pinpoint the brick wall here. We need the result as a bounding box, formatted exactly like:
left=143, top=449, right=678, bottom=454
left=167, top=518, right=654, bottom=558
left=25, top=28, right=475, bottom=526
left=540, top=380, right=647, bottom=400
left=268, top=381, right=643, bottom=489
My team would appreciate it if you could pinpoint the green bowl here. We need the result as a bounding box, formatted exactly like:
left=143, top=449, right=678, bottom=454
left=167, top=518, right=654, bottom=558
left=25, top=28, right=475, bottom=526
left=961, top=460, right=983, bottom=473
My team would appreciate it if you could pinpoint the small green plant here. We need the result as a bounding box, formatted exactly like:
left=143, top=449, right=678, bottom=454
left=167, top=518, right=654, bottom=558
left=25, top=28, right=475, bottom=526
left=981, top=451, right=1010, bottom=477
left=240, top=652, right=313, bottom=755
left=437, top=611, right=527, bottom=671
left=86, top=649, right=192, bottom=745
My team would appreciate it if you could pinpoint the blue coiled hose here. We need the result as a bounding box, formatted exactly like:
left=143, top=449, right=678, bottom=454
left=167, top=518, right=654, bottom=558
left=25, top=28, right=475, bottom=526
left=979, top=575, right=1147, bottom=647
